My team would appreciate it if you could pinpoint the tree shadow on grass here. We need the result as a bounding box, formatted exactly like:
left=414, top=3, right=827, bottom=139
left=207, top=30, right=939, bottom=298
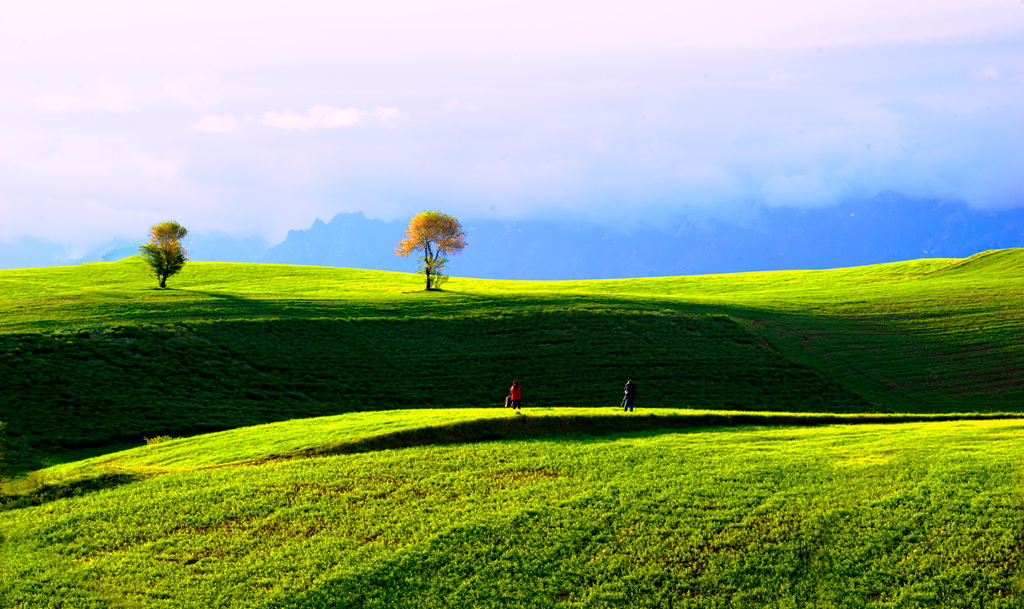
left=0, top=472, right=145, bottom=512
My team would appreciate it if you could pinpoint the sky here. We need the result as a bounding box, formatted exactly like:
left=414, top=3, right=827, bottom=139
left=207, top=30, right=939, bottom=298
left=1, top=0, right=1022, bottom=253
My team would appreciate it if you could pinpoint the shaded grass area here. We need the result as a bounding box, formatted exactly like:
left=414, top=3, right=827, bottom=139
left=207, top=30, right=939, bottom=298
left=2, top=417, right=1021, bottom=608
left=1, top=250, right=1023, bottom=471
left=0, top=313, right=871, bottom=472
left=0, top=472, right=142, bottom=512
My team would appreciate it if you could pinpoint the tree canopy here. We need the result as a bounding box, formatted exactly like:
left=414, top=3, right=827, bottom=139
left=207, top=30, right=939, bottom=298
left=395, top=211, right=467, bottom=290
left=139, top=221, right=188, bottom=288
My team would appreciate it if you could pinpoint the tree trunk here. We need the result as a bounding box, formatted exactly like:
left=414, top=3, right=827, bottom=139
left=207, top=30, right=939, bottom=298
left=423, top=245, right=434, bottom=290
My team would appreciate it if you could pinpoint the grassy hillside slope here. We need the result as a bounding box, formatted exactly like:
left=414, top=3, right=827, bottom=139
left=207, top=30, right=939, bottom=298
left=3, top=411, right=1022, bottom=608
left=1, top=249, right=1022, bottom=470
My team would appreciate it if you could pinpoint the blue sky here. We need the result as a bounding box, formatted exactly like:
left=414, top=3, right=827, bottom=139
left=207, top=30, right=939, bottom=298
left=1, top=0, right=1022, bottom=254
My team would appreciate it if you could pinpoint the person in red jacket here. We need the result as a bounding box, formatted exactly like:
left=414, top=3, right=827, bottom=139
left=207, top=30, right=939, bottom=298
left=509, top=380, right=523, bottom=409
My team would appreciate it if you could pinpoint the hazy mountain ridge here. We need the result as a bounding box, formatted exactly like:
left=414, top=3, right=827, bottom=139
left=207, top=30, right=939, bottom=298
left=262, top=192, right=1024, bottom=279
left=0, top=232, right=271, bottom=271
left=3, top=192, right=1021, bottom=276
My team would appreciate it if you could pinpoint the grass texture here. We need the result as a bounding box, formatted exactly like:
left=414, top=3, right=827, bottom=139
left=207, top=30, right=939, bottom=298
left=1, top=250, right=1022, bottom=470
left=2, top=411, right=1021, bottom=608
left=3, top=252, right=1023, bottom=607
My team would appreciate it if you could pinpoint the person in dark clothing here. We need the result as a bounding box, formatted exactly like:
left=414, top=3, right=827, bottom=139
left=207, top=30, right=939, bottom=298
left=623, top=380, right=636, bottom=411
left=509, top=380, right=523, bottom=409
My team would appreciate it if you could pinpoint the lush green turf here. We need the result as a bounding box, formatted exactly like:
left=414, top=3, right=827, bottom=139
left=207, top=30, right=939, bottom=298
left=1, top=250, right=1022, bottom=471
left=13, top=408, right=1015, bottom=479
left=2, top=411, right=1021, bottom=608
left=3, top=253, right=1023, bottom=606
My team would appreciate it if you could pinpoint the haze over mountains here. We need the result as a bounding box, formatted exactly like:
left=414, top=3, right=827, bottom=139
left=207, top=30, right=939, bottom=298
left=3, top=191, right=1022, bottom=278
left=262, top=192, right=1024, bottom=279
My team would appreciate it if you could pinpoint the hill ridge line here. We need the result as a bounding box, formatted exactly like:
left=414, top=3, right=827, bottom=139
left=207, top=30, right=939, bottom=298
left=920, top=248, right=1004, bottom=276
left=196, top=411, right=1024, bottom=472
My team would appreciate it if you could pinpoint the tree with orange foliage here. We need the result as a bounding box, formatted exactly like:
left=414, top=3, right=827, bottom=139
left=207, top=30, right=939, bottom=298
left=395, top=211, right=467, bottom=290
left=139, top=221, right=189, bottom=288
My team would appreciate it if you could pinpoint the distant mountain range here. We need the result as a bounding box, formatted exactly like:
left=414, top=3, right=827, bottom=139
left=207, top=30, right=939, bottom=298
left=3, top=191, right=1022, bottom=278
left=260, top=192, right=1024, bottom=279
left=0, top=231, right=271, bottom=272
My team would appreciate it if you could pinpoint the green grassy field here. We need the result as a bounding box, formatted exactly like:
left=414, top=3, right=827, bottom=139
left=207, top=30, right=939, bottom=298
left=2, top=250, right=1024, bottom=606
left=2, top=410, right=1022, bottom=608
left=1, top=250, right=1022, bottom=471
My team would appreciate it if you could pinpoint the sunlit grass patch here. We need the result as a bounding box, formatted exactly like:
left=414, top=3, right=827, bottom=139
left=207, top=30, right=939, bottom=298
left=1, top=249, right=1022, bottom=472
left=2, top=417, right=1021, bottom=608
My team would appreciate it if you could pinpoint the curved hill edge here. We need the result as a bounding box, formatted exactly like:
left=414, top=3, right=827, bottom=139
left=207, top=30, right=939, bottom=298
left=272, top=410, right=1024, bottom=461
left=40, top=408, right=1024, bottom=477
left=8, top=409, right=1024, bottom=512
left=922, top=248, right=1024, bottom=276
left=3, top=248, right=1022, bottom=473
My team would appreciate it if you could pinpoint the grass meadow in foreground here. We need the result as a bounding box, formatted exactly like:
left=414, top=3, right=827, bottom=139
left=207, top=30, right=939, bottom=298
left=2, top=413, right=1022, bottom=608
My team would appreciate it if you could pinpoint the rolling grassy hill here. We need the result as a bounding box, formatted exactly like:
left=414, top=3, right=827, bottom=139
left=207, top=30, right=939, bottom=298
left=1, top=249, right=1022, bottom=471
left=2, top=410, right=1022, bottom=607
left=3, top=250, right=1023, bottom=607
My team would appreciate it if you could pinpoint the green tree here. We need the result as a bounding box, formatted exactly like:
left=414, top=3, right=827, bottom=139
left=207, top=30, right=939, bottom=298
left=395, top=211, right=468, bottom=290
left=139, top=221, right=188, bottom=288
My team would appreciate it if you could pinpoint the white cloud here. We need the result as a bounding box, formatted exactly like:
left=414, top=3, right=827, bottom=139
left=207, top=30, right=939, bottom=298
left=161, top=74, right=219, bottom=108
left=260, top=105, right=399, bottom=130
left=971, top=66, right=1001, bottom=81
left=444, top=98, right=478, bottom=111
left=192, top=114, right=238, bottom=133
left=2, top=0, right=1021, bottom=250
left=35, top=79, right=137, bottom=113
left=762, top=174, right=839, bottom=208
left=3, top=0, right=1021, bottom=70
left=311, top=106, right=366, bottom=128
left=32, top=75, right=219, bottom=115
left=0, top=132, right=188, bottom=243
left=260, top=109, right=312, bottom=130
